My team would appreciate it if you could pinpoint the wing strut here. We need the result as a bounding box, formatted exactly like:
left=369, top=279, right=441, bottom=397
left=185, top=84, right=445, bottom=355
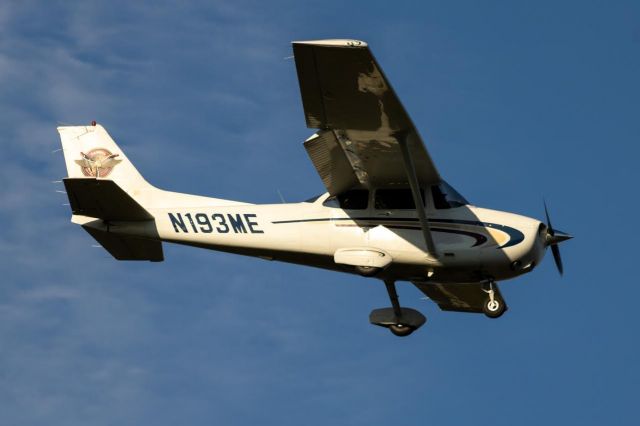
left=397, top=132, right=438, bottom=258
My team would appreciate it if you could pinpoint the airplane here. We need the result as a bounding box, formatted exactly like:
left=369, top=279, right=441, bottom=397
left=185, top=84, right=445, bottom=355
left=57, top=39, right=572, bottom=337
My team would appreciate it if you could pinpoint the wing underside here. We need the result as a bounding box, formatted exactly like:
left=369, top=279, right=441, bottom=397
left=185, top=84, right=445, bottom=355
left=293, top=39, right=441, bottom=194
left=413, top=282, right=506, bottom=313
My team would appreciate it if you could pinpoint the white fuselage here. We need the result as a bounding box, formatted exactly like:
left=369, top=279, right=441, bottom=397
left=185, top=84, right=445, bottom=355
left=77, top=190, right=547, bottom=284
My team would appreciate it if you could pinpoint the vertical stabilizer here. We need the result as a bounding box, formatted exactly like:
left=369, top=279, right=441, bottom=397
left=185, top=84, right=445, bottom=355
left=58, top=124, right=154, bottom=194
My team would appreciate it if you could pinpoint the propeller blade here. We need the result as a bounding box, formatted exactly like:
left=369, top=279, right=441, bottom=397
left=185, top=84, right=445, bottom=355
left=551, top=243, right=563, bottom=275
left=543, top=200, right=572, bottom=275
left=544, top=200, right=554, bottom=235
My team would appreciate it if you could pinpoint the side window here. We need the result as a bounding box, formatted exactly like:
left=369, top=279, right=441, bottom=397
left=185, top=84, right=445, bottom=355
left=431, top=181, right=469, bottom=209
left=375, top=189, right=424, bottom=210
left=323, top=190, right=369, bottom=210
left=432, top=185, right=450, bottom=209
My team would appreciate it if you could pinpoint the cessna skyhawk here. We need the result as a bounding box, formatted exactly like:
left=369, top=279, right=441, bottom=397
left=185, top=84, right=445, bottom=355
left=57, top=39, right=572, bottom=336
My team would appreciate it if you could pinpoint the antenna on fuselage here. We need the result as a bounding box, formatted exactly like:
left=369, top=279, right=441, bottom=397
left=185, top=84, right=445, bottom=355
left=277, top=189, right=286, bottom=203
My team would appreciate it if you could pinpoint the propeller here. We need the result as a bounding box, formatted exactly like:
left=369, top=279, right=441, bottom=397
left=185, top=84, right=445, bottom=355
left=543, top=201, right=572, bottom=275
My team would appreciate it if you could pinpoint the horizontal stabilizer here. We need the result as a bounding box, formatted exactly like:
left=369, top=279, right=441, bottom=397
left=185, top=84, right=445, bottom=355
left=83, top=226, right=163, bottom=261
left=63, top=178, right=153, bottom=221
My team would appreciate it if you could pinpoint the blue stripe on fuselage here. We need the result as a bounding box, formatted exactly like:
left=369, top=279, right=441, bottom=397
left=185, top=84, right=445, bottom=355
left=271, top=217, right=524, bottom=248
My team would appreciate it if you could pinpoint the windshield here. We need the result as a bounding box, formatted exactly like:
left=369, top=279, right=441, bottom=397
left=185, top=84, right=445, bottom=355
left=431, top=181, right=469, bottom=209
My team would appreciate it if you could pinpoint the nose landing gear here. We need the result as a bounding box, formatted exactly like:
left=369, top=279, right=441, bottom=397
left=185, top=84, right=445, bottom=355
left=369, top=280, right=426, bottom=337
left=482, top=280, right=507, bottom=318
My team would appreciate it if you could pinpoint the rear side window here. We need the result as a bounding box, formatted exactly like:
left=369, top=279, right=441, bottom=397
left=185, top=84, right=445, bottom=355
left=431, top=181, right=468, bottom=209
left=375, top=189, right=424, bottom=210
left=323, top=190, right=369, bottom=210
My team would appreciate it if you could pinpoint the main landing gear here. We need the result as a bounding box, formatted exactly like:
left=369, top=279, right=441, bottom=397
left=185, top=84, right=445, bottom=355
left=482, top=280, right=507, bottom=319
left=369, top=280, right=426, bottom=337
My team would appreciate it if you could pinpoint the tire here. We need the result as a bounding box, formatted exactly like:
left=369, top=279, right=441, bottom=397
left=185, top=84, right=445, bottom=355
left=389, top=324, right=415, bottom=337
left=355, top=265, right=381, bottom=277
left=483, top=297, right=506, bottom=319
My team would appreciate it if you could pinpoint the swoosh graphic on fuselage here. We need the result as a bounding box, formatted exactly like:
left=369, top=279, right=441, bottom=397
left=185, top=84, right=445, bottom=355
left=271, top=217, right=524, bottom=249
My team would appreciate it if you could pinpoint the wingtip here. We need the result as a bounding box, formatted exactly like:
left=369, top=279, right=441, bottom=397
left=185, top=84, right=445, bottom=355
left=292, top=39, right=368, bottom=48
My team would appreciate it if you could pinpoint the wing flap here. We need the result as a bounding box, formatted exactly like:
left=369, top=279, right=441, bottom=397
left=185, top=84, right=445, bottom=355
left=413, top=282, right=506, bottom=313
left=303, top=131, right=360, bottom=195
left=63, top=178, right=153, bottom=221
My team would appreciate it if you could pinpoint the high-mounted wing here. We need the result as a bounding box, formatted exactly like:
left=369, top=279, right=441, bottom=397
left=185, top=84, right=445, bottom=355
left=413, top=282, right=507, bottom=314
left=293, top=39, right=441, bottom=193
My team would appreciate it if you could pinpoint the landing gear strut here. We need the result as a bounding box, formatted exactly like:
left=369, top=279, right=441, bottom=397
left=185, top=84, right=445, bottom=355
left=482, top=280, right=506, bottom=318
left=369, top=280, right=426, bottom=337
left=384, top=281, right=415, bottom=337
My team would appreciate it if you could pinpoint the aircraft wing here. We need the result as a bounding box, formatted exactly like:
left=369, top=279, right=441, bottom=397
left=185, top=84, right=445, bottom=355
left=412, top=282, right=507, bottom=314
left=293, top=39, right=441, bottom=195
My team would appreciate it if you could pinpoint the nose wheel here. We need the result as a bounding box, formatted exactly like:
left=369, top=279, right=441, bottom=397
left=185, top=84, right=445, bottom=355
left=482, top=281, right=507, bottom=318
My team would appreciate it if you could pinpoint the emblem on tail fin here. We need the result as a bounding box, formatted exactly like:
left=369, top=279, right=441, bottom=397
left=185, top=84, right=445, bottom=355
left=75, top=148, right=122, bottom=177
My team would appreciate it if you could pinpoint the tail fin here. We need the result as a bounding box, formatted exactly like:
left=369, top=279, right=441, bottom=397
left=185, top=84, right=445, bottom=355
left=58, top=123, right=154, bottom=194
left=59, top=123, right=164, bottom=262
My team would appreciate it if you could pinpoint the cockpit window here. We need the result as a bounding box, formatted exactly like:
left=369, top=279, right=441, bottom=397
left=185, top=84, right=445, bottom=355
left=375, top=188, right=424, bottom=210
left=323, top=190, right=369, bottom=210
left=431, top=181, right=468, bottom=209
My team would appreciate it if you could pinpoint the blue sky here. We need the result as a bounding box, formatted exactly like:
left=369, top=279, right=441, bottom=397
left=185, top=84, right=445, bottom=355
left=1, top=1, right=639, bottom=425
